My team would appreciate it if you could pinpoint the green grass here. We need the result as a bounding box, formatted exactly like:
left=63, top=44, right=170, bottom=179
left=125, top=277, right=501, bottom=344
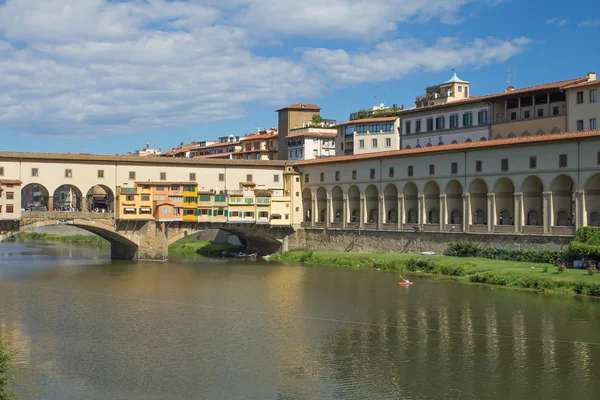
left=271, top=250, right=600, bottom=296
left=168, top=239, right=243, bottom=256
left=14, top=231, right=110, bottom=247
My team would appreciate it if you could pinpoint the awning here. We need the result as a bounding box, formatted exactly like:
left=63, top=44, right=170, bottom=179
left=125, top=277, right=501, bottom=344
left=140, top=208, right=152, bottom=212
left=124, top=208, right=136, bottom=212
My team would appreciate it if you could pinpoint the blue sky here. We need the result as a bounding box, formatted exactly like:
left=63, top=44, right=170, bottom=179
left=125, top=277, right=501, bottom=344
left=0, top=0, right=598, bottom=155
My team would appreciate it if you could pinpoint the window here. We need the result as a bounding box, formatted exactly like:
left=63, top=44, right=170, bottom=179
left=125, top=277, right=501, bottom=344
left=415, top=120, right=421, bottom=133
left=537, top=108, right=544, bottom=117
left=65, top=169, right=72, bottom=178
left=129, top=171, right=136, bottom=180
left=31, top=168, right=39, bottom=177
left=189, top=173, right=196, bottom=181
left=335, top=171, right=340, bottom=181
left=368, top=123, right=379, bottom=134
left=219, top=173, right=225, bottom=182
left=141, top=195, right=150, bottom=201
left=435, top=116, right=445, bottom=130
left=345, top=125, right=355, bottom=136
left=577, top=120, right=584, bottom=131
left=559, top=154, right=568, bottom=168
left=98, top=170, right=104, bottom=178
left=305, top=174, right=309, bottom=183
left=381, top=122, right=394, bottom=132
left=591, top=118, right=597, bottom=130
left=510, top=112, right=517, bottom=120
left=449, top=115, right=458, bottom=129
left=370, top=169, right=375, bottom=179
left=524, top=110, right=530, bottom=119
left=591, top=89, right=597, bottom=103
left=359, top=139, right=365, bottom=149
left=158, top=172, right=166, bottom=180
left=246, top=174, right=253, bottom=182
left=458, top=86, right=463, bottom=92
left=389, top=167, right=394, bottom=178
left=273, top=174, right=279, bottom=183
left=501, top=159, right=509, bottom=171
left=371, top=139, right=377, bottom=148
left=463, top=113, right=473, bottom=127
left=405, top=121, right=411, bottom=134
left=0, top=167, right=3, bottom=176
left=553, top=106, right=559, bottom=115
left=476, top=160, right=482, bottom=172
left=313, top=149, right=318, bottom=157
left=385, top=138, right=391, bottom=147
left=126, top=195, right=135, bottom=201
left=451, top=162, right=458, bottom=174
left=529, top=156, right=537, bottom=169
left=356, top=124, right=367, bottom=134
left=477, top=110, right=488, bottom=125
left=6, top=205, right=14, bottom=214
left=408, top=165, right=413, bottom=177
left=6, top=192, right=14, bottom=200
left=320, top=172, right=324, bottom=182
left=352, top=170, right=357, bottom=180
left=429, top=164, right=435, bottom=175
left=577, top=91, right=584, bottom=104
left=426, top=118, right=434, bottom=131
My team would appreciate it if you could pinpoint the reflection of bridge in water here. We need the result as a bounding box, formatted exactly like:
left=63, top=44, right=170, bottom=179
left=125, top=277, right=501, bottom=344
left=17, top=211, right=294, bottom=261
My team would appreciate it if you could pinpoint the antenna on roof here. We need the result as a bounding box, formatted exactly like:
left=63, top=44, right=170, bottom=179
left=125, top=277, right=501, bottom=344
left=506, top=64, right=511, bottom=88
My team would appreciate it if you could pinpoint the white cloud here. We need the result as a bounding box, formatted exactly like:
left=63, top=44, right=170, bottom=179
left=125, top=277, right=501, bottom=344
left=304, top=37, right=531, bottom=84
left=579, top=20, right=600, bottom=27
left=546, top=17, right=567, bottom=26
left=0, top=0, right=525, bottom=138
left=545, top=18, right=558, bottom=24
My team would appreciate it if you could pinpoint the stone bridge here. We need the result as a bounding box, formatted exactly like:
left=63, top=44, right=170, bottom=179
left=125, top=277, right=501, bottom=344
left=12, top=212, right=295, bottom=261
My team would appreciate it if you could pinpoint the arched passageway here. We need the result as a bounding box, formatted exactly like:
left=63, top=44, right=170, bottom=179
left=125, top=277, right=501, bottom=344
left=494, top=178, right=514, bottom=226
left=332, top=186, right=343, bottom=224
left=585, top=174, right=600, bottom=226
left=446, top=180, right=463, bottom=225
left=365, top=185, right=379, bottom=225
left=424, top=181, right=440, bottom=224
left=469, top=179, right=488, bottom=226
left=522, top=176, right=543, bottom=226
left=316, top=187, right=327, bottom=223
left=348, top=185, right=361, bottom=224
left=53, top=185, right=83, bottom=211
left=404, top=182, right=418, bottom=224
left=384, top=184, right=398, bottom=224
left=86, top=185, right=114, bottom=213
left=21, top=183, right=51, bottom=211
left=302, top=188, right=312, bottom=222
left=551, top=175, right=574, bottom=227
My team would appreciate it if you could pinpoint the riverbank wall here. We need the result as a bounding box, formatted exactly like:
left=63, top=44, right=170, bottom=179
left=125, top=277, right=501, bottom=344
left=288, top=228, right=572, bottom=254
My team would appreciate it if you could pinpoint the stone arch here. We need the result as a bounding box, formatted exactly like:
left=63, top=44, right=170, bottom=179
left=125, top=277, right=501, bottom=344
left=451, top=140, right=458, bottom=144
left=522, top=130, right=531, bottom=137
left=365, top=185, right=379, bottom=224
left=332, top=186, right=344, bottom=223
left=404, top=182, right=418, bottom=223
left=86, top=184, right=115, bottom=213
left=21, top=183, right=51, bottom=211
left=480, top=137, right=487, bottom=141
left=384, top=184, right=398, bottom=224
left=494, top=177, right=514, bottom=225
left=302, top=188, right=313, bottom=222
left=316, top=187, right=327, bottom=223
left=508, top=132, right=517, bottom=138
left=53, top=184, right=84, bottom=211
left=522, top=175, right=543, bottom=226
left=551, top=174, right=574, bottom=227
left=348, top=185, right=360, bottom=223
left=494, top=133, right=503, bottom=139
left=469, top=178, right=488, bottom=225
left=446, top=180, right=463, bottom=225
left=585, top=174, right=600, bottom=226
left=424, top=181, right=440, bottom=224
left=536, top=129, right=545, bottom=135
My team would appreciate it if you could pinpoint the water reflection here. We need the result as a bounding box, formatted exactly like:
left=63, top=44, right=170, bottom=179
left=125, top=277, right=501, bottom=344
left=0, top=241, right=599, bottom=399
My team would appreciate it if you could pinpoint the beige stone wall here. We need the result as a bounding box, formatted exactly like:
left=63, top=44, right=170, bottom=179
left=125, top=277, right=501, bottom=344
left=0, top=182, right=21, bottom=220
left=491, top=115, right=566, bottom=138
left=566, top=83, right=600, bottom=131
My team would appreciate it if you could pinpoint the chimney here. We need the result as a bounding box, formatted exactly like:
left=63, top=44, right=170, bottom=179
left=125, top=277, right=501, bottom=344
left=588, top=71, right=597, bottom=81
left=505, top=85, right=515, bottom=92
left=146, top=143, right=149, bottom=149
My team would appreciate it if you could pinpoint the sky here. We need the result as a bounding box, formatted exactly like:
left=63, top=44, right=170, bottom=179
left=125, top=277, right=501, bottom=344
left=0, top=0, right=598, bottom=155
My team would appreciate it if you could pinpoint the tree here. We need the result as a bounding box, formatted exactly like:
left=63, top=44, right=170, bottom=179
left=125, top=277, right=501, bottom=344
left=311, top=114, right=324, bottom=124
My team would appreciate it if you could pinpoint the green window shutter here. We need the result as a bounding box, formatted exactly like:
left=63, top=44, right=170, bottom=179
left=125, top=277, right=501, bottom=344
left=208, top=209, right=212, bottom=216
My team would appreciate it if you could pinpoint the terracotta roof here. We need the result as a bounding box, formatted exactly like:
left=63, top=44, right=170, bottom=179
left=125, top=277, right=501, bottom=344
left=474, top=76, right=588, bottom=101
left=296, top=129, right=600, bottom=166
left=240, top=181, right=256, bottom=186
left=189, top=141, right=240, bottom=151
left=0, top=179, right=22, bottom=185
left=0, top=151, right=290, bottom=167
left=197, top=190, right=213, bottom=195
left=287, top=131, right=337, bottom=139
left=155, top=202, right=177, bottom=206
left=276, top=103, right=321, bottom=112
left=240, top=133, right=278, bottom=141
left=193, top=152, right=235, bottom=159
left=135, top=181, right=196, bottom=186
left=562, top=79, right=600, bottom=89
left=335, top=116, right=400, bottom=126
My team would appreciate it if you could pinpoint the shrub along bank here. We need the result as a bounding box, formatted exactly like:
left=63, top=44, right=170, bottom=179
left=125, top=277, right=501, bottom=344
left=271, top=250, right=600, bottom=297
left=14, top=231, right=110, bottom=247
left=168, top=239, right=242, bottom=256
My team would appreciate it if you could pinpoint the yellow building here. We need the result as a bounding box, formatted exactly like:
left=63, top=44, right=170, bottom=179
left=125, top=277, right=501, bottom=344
left=182, top=183, right=198, bottom=222
left=115, top=185, right=154, bottom=220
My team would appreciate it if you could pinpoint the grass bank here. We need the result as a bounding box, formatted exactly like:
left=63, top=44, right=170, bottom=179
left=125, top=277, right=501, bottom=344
left=14, top=231, right=110, bottom=247
left=270, top=250, right=600, bottom=297
left=168, top=238, right=242, bottom=256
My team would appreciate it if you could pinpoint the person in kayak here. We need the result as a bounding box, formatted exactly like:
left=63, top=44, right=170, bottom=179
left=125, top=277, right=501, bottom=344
left=399, top=275, right=410, bottom=284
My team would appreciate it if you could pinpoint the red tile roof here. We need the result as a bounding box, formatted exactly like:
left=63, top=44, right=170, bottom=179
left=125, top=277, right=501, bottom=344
left=287, top=131, right=337, bottom=139
left=240, top=133, right=278, bottom=141
left=193, top=152, right=235, bottom=159
left=276, top=103, right=321, bottom=112
left=474, top=76, right=589, bottom=101
left=335, top=116, right=399, bottom=126
left=296, top=130, right=600, bottom=166
left=562, top=79, right=600, bottom=89
left=0, top=179, right=22, bottom=185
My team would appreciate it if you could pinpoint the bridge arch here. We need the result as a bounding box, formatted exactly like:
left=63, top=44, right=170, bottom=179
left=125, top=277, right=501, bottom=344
left=53, top=184, right=84, bottom=211
left=86, top=184, right=115, bottom=212
left=21, top=183, right=51, bottom=210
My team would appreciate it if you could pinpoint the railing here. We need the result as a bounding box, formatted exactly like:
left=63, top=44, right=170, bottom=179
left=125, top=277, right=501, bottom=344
left=423, top=224, right=440, bottom=232
left=494, top=225, right=514, bottom=233
left=551, top=226, right=575, bottom=235
left=364, top=223, right=377, bottom=229
left=522, top=225, right=543, bottom=234
left=469, top=225, right=488, bottom=233
left=383, top=223, right=398, bottom=230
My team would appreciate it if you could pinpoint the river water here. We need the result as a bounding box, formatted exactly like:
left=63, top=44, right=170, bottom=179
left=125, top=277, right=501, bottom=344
left=0, top=241, right=599, bottom=400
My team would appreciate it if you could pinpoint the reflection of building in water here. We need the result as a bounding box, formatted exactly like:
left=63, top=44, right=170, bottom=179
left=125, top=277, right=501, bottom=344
left=0, top=316, right=32, bottom=365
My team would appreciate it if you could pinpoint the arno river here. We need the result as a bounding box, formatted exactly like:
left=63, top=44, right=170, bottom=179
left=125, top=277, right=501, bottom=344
left=0, top=241, right=599, bottom=400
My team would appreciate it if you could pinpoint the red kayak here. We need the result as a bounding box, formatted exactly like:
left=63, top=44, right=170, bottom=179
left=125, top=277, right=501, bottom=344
left=398, top=281, right=414, bottom=286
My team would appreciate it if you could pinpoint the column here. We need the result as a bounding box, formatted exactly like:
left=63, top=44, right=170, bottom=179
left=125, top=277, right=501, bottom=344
left=311, top=198, right=316, bottom=227
left=378, top=195, right=384, bottom=230
left=360, top=195, right=366, bottom=228
left=462, top=193, right=470, bottom=232
left=418, top=194, right=425, bottom=225
left=547, top=93, right=551, bottom=116
left=487, top=193, right=496, bottom=232
left=47, top=197, right=54, bottom=212
left=342, top=196, right=348, bottom=228
left=398, top=195, right=404, bottom=230
left=514, top=192, right=523, bottom=233
left=517, top=97, right=521, bottom=120
left=439, top=194, right=447, bottom=230
left=80, top=197, right=87, bottom=212
left=326, top=197, right=332, bottom=228
left=532, top=95, right=536, bottom=117
left=575, top=190, right=587, bottom=229
left=543, top=191, right=553, bottom=234
left=504, top=100, right=507, bottom=122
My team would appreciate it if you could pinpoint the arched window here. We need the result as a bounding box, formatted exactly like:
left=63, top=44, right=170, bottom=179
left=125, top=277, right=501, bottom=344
left=508, top=132, right=517, bottom=138
left=387, top=209, right=397, bottom=223
left=499, top=209, right=512, bottom=225
left=556, top=210, right=569, bottom=226
left=527, top=210, right=539, bottom=225
left=474, top=209, right=486, bottom=225
left=450, top=210, right=462, bottom=224
left=480, top=137, right=487, bottom=141
left=428, top=209, right=439, bottom=224
left=407, top=209, right=418, bottom=223
left=590, top=211, right=600, bottom=226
